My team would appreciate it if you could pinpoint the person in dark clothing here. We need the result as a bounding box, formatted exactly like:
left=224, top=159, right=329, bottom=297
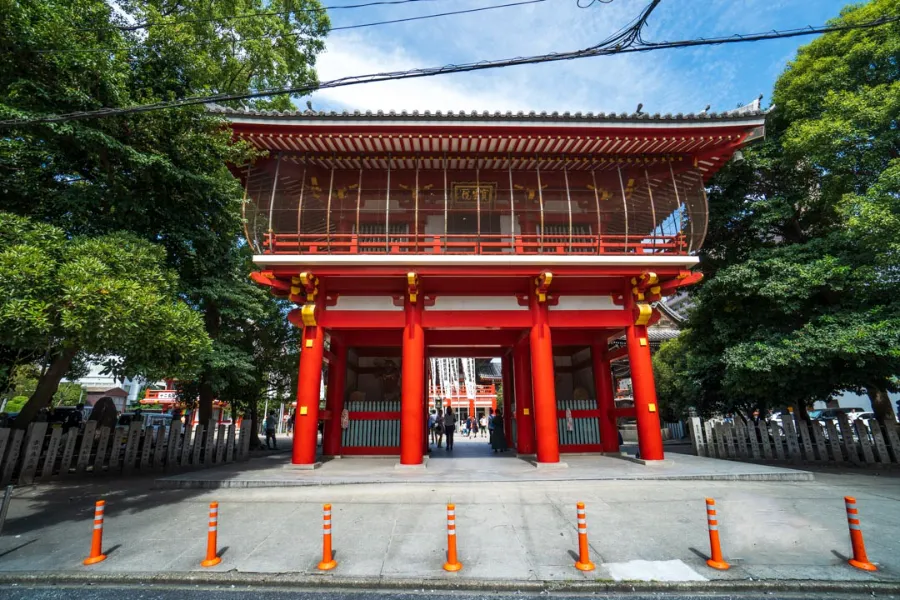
left=64, top=404, right=84, bottom=432
left=443, top=408, right=457, bottom=451
left=491, top=409, right=508, bottom=452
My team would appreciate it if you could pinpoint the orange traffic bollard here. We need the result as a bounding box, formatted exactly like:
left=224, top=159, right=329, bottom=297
left=318, top=503, right=337, bottom=571
left=705, top=498, right=729, bottom=570
left=845, top=496, right=876, bottom=571
left=574, top=502, right=595, bottom=571
left=443, top=503, right=462, bottom=572
left=200, top=502, right=222, bottom=567
left=83, top=500, right=107, bottom=565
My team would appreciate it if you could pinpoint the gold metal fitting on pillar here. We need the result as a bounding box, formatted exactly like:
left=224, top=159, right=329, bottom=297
left=292, top=272, right=319, bottom=302
left=407, top=272, right=419, bottom=304
left=301, top=304, right=318, bottom=327
left=635, top=303, right=652, bottom=326
left=534, top=271, right=553, bottom=303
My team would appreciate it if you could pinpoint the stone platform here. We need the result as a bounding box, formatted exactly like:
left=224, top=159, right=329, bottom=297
left=156, top=436, right=812, bottom=489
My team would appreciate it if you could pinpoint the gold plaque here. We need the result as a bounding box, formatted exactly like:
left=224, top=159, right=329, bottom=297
left=451, top=182, right=496, bottom=208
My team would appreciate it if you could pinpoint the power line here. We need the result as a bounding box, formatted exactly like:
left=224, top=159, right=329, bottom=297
left=3, top=12, right=897, bottom=127
left=35, top=0, right=554, bottom=54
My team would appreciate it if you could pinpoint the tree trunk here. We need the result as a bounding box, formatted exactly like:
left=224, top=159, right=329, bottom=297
left=198, top=377, right=214, bottom=425
left=793, top=401, right=811, bottom=422
left=248, top=397, right=262, bottom=450
left=15, top=346, right=78, bottom=429
left=198, top=300, right=221, bottom=424
left=866, top=384, right=897, bottom=426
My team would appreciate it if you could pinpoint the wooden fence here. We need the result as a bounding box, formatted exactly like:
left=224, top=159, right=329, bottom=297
left=688, top=414, right=900, bottom=467
left=0, top=419, right=253, bottom=485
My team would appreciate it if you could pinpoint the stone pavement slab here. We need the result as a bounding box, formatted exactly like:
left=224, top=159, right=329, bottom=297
left=156, top=436, right=813, bottom=489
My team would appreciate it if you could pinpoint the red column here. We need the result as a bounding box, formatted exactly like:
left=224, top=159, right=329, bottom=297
left=529, top=291, right=561, bottom=463
left=323, top=338, right=347, bottom=456
left=624, top=287, right=664, bottom=461
left=293, top=300, right=326, bottom=465
left=501, top=354, right=514, bottom=447
left=513, top=337, right=535, bottom=454
left=591, top=342, right=619, bottom=453
left=400, top=298, right=425, bottom=465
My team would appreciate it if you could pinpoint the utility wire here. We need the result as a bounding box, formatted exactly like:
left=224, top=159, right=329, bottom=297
left=3, top=12, right=897, bottom=127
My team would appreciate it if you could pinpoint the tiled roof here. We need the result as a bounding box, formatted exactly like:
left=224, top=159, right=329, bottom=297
left=208, top=102, right=768, bottom=124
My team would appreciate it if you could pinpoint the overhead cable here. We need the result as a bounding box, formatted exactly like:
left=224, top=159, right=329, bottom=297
left=3, top=12, right=897, bottom=127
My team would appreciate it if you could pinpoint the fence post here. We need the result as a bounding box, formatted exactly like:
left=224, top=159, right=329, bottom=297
left=797, top=419, right=816, bottom=461
left=75, top=421, right=98, bottom=475
left=18, top=422, right=48, bottom=485
left=153, top=426, right=168, bottom=469
left=225, top=424, right=236, bottom=463
left=757, top=422, right=772, bottom=459
left=810, top=421, right=828, bottom=462
left=122, top=421, right=142, bottom=473
left=191, top=425, right=205, bottom=466
left=180, top=423, right=194, bottom=467
left=781, top=414, right=802, bottom=463
left=239, top=421, right=251, bottom=460
left=139, top=427, right=154, bottom=470
left=215, top=424, right=227, bottom=464
left=204, top=419, right=216, bottom=465
left=853, top=420, right=876, bottom=465
left=40, top=427, right=64, bottom=481
left=769, top=421, right=785, bottom=460
left=837, top=414, right=861, bottom=465
left=689, top=417, right=706, bottom=457
left=93, top=426, right=111, bottom=475
left=883, top=422, right=900, bottom=463
left=108, top=426, right=126, bottom=472
left=0, top=485, right=12, bottom=536
left=166, top=420, right=183, bottom=469
left=734, top=421, right=749, bottom=458
left=1, top=429, right=26, bottom=486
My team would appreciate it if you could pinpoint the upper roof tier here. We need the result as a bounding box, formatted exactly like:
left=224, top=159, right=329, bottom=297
left=215, top=102, right=767, bottom=179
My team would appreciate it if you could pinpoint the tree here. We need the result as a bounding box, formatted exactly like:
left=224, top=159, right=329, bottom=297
left=652, top=337, right=696, bottom=421
left=0, top=0, right=329, bottom=424
left=682, top=0, right=900, bottom=424
left=0, top=213, right=210, bottom=427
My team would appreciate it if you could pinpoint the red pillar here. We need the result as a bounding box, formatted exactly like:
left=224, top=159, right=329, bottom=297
left=323, top=338, right=347, bottom=457
left=591, top=342, right=619, bottom=453
left=400, top=298, right=425, bottom=465
left=501, top=354, right=514, bottom=447
left=624, top=287, right=664, bottom=461
left=513, top=337, right=535, bottom=454
left=529, top=291, right=561, bottom=463
left=293, top=300, right=326, bottom=465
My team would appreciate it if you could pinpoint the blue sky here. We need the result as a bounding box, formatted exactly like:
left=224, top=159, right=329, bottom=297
left=308, top=0, right=851, bottom=114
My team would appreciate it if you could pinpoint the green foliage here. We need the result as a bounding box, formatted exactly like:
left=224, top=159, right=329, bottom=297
left=681, top=0, right=900, bottom=423
left=0, top=212, right=210, bottom=424
left=652, top=337, right=696, bottom=421
left=0, top=0, right=329, bottom=425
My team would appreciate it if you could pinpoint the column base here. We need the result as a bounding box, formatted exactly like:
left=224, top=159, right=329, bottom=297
left=528, top=461, right=569, bottom=469
left=284, top=462, right=323, bottom=470
left=614, top=456, right=673, bottom=466
left=395, top=456, right=429, bottom=470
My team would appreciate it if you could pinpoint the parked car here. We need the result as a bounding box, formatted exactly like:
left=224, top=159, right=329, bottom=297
left=816, top=407, right=865, bottom=421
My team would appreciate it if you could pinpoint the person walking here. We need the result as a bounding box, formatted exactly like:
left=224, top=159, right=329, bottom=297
left=428, top=409, right=438, bottom=448
left=443, top=408, right=457, bottom=451
left=471, top=417, right=479, bottom=439
left=265, top=410, right=278, bottom=449
left=487, top=408, right=495, bottom=444
left=433, top=411, right=444, bottom=448
left=479, top=414, right=488, bottom=438
left=466, top=415, right=475, bottom=438
left=491, top=408, right=508, bottom=453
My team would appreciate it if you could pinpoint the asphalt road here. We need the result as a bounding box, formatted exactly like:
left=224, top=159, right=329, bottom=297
left=0, top=586, right=885, bottom=600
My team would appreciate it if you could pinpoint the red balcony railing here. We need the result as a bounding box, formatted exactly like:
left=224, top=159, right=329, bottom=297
left=261, top=233, right=687, bottom=256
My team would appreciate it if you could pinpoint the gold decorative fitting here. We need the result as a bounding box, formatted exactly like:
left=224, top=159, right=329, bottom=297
left=295, top=271, right=319, bottom=302
left=635, top=303, right=652, bottom=326
left=534, top=271, right=553, bottom=303
left=407, top=272, right=419, bottom=303
left=301, top=304, right=317, bottom=327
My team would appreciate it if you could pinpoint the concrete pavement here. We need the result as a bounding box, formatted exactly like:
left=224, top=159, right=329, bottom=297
left=0, top=435, right=897, bottom=589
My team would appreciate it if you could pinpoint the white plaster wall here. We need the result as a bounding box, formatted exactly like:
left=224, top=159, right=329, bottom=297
left=431, top=296, right=526, bottom=311
left=332, top=296, right=402, bottom=311
left=553, top=295, right=618, bottom=310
